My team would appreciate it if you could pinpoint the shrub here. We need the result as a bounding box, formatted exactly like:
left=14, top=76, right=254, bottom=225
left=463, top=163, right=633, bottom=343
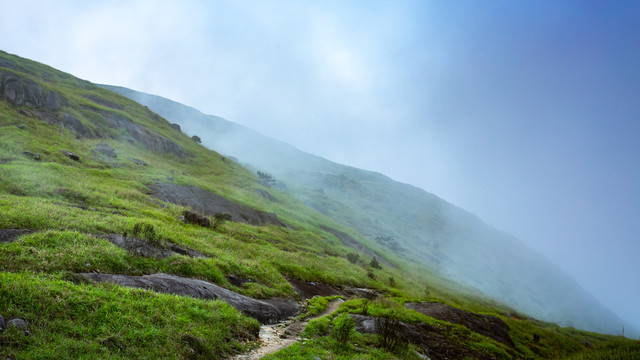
left=302, top=317, right=331, bottom=338
left=346, top=252, right=359, bottom=264
left=375, top=315, right=406, bottom=350
left=191, top=135, right=202, bottom=144
left=370, top=257, right=382, bottom=269
left=132, top=222, right=162, bottom=246
left=212, top=212, right=232, bottom=230
left=331, top=313, right=355, bottom=344
left=256, top=171, right=275, bottom=187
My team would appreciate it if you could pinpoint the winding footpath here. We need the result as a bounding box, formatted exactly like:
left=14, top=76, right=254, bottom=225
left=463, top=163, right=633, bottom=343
left=231, top=299, right=344, bottom=360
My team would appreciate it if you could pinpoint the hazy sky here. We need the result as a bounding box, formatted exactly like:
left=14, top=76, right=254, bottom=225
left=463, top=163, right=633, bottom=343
left=2, top=0, right=639, bottom=332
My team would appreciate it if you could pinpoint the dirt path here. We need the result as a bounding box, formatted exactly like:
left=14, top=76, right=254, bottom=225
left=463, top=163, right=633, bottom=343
left=231, top=299, right=344, bottom=360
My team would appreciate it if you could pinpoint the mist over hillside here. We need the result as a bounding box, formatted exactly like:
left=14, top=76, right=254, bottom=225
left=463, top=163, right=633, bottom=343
left=103, top=85, right=635, bottom=337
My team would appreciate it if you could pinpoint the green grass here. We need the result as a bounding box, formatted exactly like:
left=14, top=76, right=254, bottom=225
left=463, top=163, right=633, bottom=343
left=0, top=272, right=259, bottom=360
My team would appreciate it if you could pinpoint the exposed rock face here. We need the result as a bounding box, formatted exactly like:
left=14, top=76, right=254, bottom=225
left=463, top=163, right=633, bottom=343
left=320, top=226, right=391, bottom=267
left=102, top=112, right=184, bottom=157
left=60, top=113, right=90, bottom=137
left=405, top=302, right=514, bottom=347
left=287, top=278, right=349, bottom=299
left=148, top=183, right=288, bottom=228
left=95, top=143, right=117, bottom=158
left=351, top=314, right=496, bottom=360
left=78, top=273, right=299, bottom=324
left=170, top=123, right=181, bottom=132
left=0, top=71, right=67, bottom=111
left=100, top=234, right=206, bottom=259
left=0, top=71, right=184, bottom=158
left=0, top=229, right=33, bottom=243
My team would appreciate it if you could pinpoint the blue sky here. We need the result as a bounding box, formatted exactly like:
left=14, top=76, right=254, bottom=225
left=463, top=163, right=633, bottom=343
left=2, top=0, right=639, bottom=333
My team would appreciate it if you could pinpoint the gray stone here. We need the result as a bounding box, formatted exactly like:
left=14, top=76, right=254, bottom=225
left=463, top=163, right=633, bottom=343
left=23, top=150, right=40, bottom=161
left=15, top=124, right=26, bottom=129
left=99, top=234, right=206, bottom=259
left=1, top=71, right=67, bottom=110
left=78, top=273, right=300, bottom=324
left=7, top=318, right=27, bottom=330
left=3, top=75, right=24, bottom=105
left=0, top=229, right=33, bottom=243
left=128, top=157, right=148, bottom=166
left=24, top=79, right=45, bottom=107
left=95, top=143, right=117, bottom=158
left=61, top=150, right=80, bottom=161
left=148, top=183, right=289, bottom=228
left=170, top=123, right=181, bottom=132
left=61, top=113, right=90, bottom=137
left=0, top=58, right=17, bottom=69
left=103, top=112, right=185, bottom=157
left=44, top=90, right=64, bottom=111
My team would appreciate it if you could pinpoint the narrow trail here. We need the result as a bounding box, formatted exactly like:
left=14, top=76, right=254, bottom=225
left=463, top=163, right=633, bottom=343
left=231, top=299, right=344, bottom=360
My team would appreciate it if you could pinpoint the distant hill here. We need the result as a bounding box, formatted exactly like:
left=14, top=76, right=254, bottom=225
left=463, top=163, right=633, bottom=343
left=103, top=84, right=633, bottom=337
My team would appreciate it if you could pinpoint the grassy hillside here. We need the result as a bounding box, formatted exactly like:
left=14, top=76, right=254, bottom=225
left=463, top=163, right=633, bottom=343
left=1, top=50, right=638, bottom=359
left=102, top=85, right=632, bottom=337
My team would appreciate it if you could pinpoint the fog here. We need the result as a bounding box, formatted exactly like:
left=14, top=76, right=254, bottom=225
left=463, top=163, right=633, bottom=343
left=2, top=0, right=639, bottom=334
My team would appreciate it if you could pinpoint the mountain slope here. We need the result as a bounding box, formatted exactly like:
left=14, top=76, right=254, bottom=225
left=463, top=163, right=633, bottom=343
left=102, top=85, right=632, bottom=337
left=2, top=50, right=638, bottom=359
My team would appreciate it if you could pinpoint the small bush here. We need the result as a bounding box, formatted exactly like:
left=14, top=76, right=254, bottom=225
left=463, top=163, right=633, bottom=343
left=331, top=313, right=355, bottom=344
left=132, top=222, right=162, bottom=245
left=302, top=317, right=331, bottom=338
left=370, top=257, right=382, bottom=269
left=375, top=315, right=406, bottom=350
left=257, top=171, right=275, bottom=188
left=212, top=212, right=232, bottom=230
left=346, top=252, right=359, bottom=264
left=191, top=135, right=202, bottom=144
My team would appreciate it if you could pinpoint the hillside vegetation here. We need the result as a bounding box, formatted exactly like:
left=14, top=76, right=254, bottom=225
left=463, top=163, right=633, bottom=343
left=1, top=50, right=638, bottom=359
left=103, top=84, right=633, bottom=337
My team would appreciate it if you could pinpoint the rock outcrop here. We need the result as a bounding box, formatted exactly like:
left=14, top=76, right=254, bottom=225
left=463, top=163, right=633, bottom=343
left=405, top=302, right=514, bottom=347
left=351, top=314, right=497, bottom=360
left=78, top=273, right=299, bottom=324
left=0, top=71, right=184, bottom=158
left=102, top=112, right=184, bottom=157
left=148, top=183, right=288, bottom=228
left=1, top=71, right=67, bottom=111
left=0, top=229, right=33, bottom=243
left=100, top=234, right=206, bottom=259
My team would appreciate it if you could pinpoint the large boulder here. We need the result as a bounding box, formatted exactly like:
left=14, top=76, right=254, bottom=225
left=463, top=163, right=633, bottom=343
left=78, top=273, right=299, bottom=324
